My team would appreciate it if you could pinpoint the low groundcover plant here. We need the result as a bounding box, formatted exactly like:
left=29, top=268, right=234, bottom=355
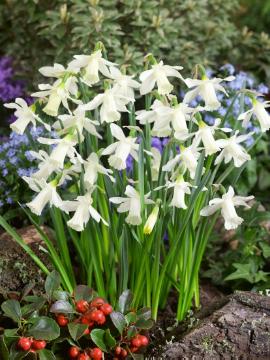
left=0, top=42, right=268, bottom=324
left=0, top=271, right=152, bottom=359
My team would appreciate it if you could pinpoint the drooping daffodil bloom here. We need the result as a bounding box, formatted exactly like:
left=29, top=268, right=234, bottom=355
left=110, top=185, right=154, bottom=225
left=238, top=97, right=270, bottom=132
left=32, top=76, right=80, bottom=117
left=39, top=63, right=78, bottom=78
left=84, top=152, right=114, bottom=188
left=200, top=186, right=254, bottom=230
left=4, top=98, right=50, bottom=135
left=162, top=142, right=200, bottom=179
left=53, top=105, right=101, bottom=140
left=136, top=99, right=195, bottom=140
left=68, top=49, right=116, bottom=86
left=26, top=178, right=64, bottom=216
left=110, top=67, right=140, bottom=100
left=101, top=124, right=139, bottom=170
left=38, top=133, right=81, bottom=169
left=62, top=192, right=108, bottom=232
left=28, top=150, right=58, bottom=180
left=184, top=75, right=235, bottom=110
left=194, top=118, right=231, bottom=156
left=140, top=61, right=183, bottom=95
left=215, top=131, right=251, bottom=167
left=167, top=175, right=192, bottom=209
left=82, top=88, right=131, bottom=124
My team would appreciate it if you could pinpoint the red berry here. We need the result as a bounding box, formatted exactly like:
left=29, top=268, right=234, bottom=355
left=100, top=303, right=113, bottom=315
left=120, top=348, right=128, bottom=358
left=130, top=346, right=138, bottom=353
left=76, top=300, right=89, bottom=313
left=115, top=346, right=122, bottom=355
left=90, top=347, right=103, bottom=360
left=69, top=346, right=80, bottom=358
left=90, top=297, right=105, bottom=308
left=90, top=310, right=106, bottom=324
left=84, top=327, right=90, bottom=335
left=138, top=335, right=149, bottom=346
left=57, top=314, right=68, bottom=326
left=77, top=354, right=90, bottom=360
left=131, top=337, right=142, bottom=348
left=18, top=337, right=32, bottom=351
left=31, top=339, right=46, bottom=350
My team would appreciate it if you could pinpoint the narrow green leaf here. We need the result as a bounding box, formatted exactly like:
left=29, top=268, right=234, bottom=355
left=135, top=318, right=154, bottom=329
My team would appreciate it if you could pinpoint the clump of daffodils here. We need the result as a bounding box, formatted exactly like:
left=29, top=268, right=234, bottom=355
left=5, top=43, right=269, bottom=321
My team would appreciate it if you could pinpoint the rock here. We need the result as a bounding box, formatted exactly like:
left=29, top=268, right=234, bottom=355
left=0, top=225, right=53, bottom=296
left=157, top=291, right=270, bottom=359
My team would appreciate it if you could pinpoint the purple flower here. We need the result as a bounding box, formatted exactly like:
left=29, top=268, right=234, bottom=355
left=220, top=64, right=235, bottom=75
left=0, top=56, right=25, bottom=102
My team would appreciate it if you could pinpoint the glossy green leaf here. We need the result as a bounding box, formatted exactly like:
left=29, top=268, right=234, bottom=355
left=1, top=300, right=21, bottom=323
left=74, top=285, right=94, bottom=302
left=104, top=329, right=116, bottom=349
left=0, top=336, right=9, bottom=360
left=68, top=323, right=88, bottom=341
left=38, top=349, right=56, bottom=360
left=118, top=290, right=132, bottom=313
left=50, top=300, right=74, bottom=314
left=110, top=311, right=126, bottom=335
left=90, top=329, right=107, bottom=352
left=27, top=317, right=60, bottom=341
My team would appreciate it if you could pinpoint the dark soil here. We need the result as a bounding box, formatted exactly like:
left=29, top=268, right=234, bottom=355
left=0, top=226, right=52, bottom=298
left=148, top=291, right=270, bottom=359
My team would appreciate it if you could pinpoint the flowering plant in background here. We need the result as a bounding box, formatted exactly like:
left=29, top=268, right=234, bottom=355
left=0, top=43, right=268, bottom=323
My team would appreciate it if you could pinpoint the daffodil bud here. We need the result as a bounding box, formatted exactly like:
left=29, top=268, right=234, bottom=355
left=144, top=204, right=160, bottom=234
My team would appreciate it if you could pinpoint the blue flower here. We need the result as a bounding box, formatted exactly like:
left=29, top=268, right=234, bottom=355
left=220, top=63, right=235, bottom=75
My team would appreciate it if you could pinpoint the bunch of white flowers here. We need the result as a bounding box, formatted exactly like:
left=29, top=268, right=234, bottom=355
left=3, top=44, right=268, bottom=321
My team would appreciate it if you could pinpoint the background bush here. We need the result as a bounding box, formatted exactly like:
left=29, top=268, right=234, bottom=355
left=1, top=0, right=270, bottom=86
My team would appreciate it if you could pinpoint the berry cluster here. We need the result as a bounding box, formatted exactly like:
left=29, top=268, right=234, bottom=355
left=69, top=346, right=103, bottom=360
left=17, top=337, right=46, bottom=352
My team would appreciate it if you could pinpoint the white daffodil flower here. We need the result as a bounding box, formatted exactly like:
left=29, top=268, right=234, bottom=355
left=68, top=50, right=116, bottom=86
left=215, top=131, right=251, bottom=167
left=110, top=67, right=140, bottom=100
left=84, top=152, right=114, bottom=188
left=143, top=204, right=159, bottom=234
left=62, top=192, right=108, bottom=232
left=32, top=76, right=80, bottom=117
left=200, top=186, right=254, bottom=230
left=136, top=99, right=194, bottom=140
left=162, top=142, right=200, bottom=179
left=238, top=98, right=270, bottom=132
left=184, top=75, right=234, bottom=110
left=167, top=175, right=192, bottom=209
left=53, top=106, right=101, bottom=139
left=195, top=119, right=224, bottom=156
left=28, top=150, right=58, bottom=180
left=82, top=88, right=130, bottom=124
left=4, top=98, right=50, bottom=135
left=110, top=185, right=154, bottom=225
left=39, top=63, right=78, bottom=78
left=38, top=133, right=80, bottom=169
left=26, top=179, right=63, bottom=216
left=151, top=147, right=161, bottom=181
left=102, top=124, right=139, bottom=170
left=140, top=61, right=183, bottom=95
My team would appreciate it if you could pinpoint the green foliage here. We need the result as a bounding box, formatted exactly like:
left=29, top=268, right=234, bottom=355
left=203, top=203, right=270, bottom=291
left=0, top=0, right=250, bottom=85
left=0, top=271, right=153, bottom=359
